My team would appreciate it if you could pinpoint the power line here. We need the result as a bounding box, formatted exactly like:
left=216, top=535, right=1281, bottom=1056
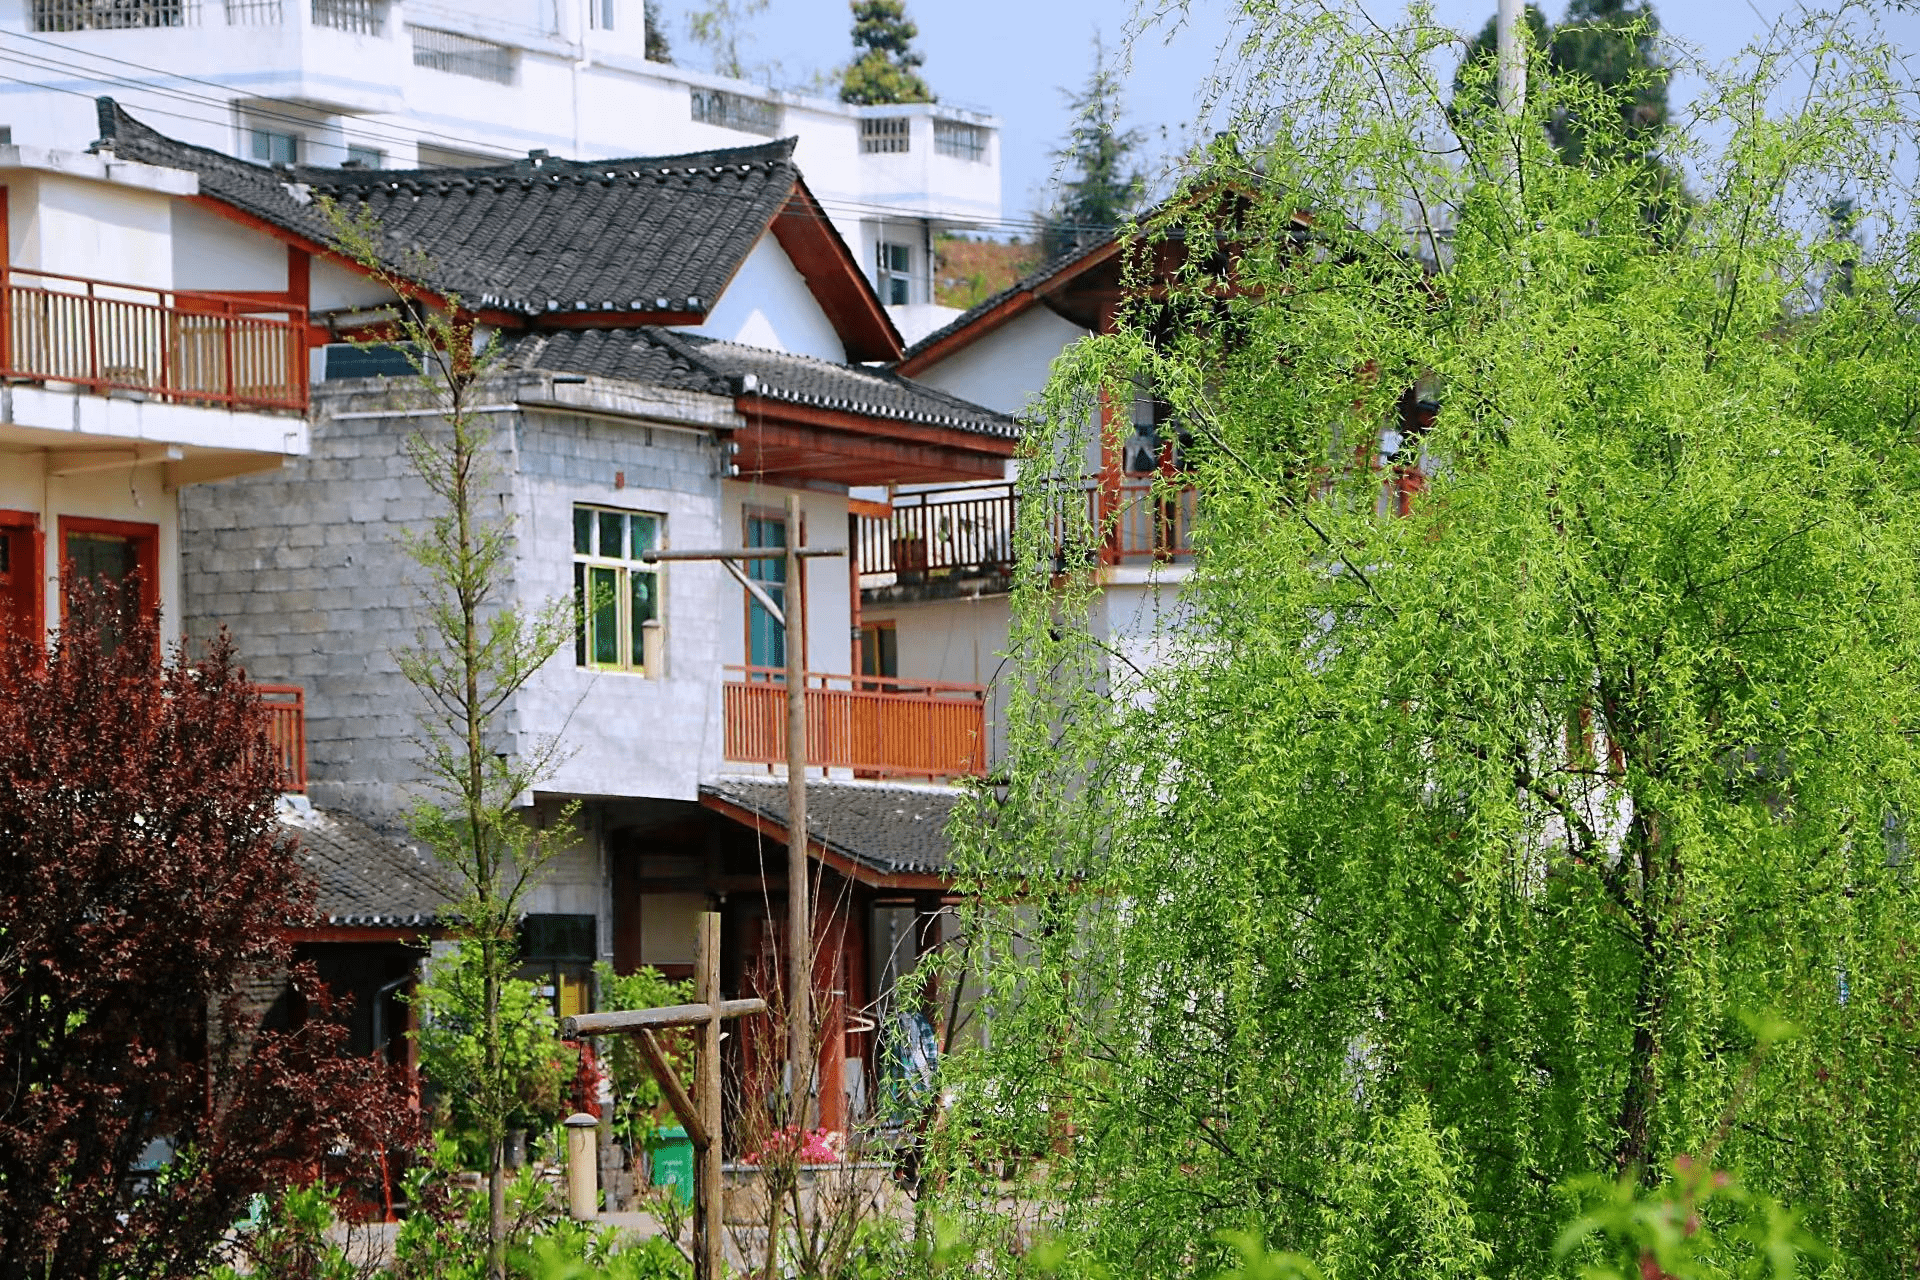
left=0, top=37, right=1113, bottom=239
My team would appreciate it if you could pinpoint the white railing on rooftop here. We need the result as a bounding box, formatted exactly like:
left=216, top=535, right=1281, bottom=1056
left=312, top=0, right=382, bottom=34
left=33, top=0, right=198, bottom=28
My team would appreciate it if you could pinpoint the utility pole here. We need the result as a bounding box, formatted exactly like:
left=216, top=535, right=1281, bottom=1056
left=643, top=494, right=842, bottom=1123
left=1496, top=0, right=1525, bottom=121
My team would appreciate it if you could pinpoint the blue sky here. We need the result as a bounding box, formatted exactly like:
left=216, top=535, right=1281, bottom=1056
left=658, top=0, right=1920, bottom=237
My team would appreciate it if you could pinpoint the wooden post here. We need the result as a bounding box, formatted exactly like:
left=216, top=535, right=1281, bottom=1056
left=563, top=1112, right=598, bottom=1220
left=559, top=915, right=765, bottom=1280
left=696, top=911, right=724, bottom=1280
left=784, top=494, right=812, bottom=1124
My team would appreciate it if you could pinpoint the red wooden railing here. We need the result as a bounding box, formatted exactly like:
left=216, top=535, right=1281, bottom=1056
left=857, top=480, right=1196, bottom=580
left=0, top=267, right=307, bottom=412
left=258, top=683, right=307, bottom=792
left=722, top=666, right=986, bottom=779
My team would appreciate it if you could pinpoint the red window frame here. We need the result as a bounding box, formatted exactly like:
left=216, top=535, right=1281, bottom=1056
left=0, top=509, right=45, bottom=642
left=58, top=515, right=160, bottom=624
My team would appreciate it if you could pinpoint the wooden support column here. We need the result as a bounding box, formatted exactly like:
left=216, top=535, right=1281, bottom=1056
left=695, top=912, right=724, bottom=1280
left=561, top=913, right=761, bottom=1280
left=815, top=889, right=848, bottom=1134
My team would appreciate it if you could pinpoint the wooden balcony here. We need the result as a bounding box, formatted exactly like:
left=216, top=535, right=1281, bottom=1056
left=721, top=666, right=986, bottom=780
left=258, top=683, right=307, bottom=793
left=857, top=480, right=1196, bottom=584
left=1, top=267, right=307, bottom=413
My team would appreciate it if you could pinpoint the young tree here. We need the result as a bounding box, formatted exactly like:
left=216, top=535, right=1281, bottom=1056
left=938, top=6, right=1920, bottom=1277
left=324, top=205, right=576, bottom=1280
left=1039, top=36, right=1145, bottom=261
left=688, top=0, right=768, bottom=81
left=645, top=0, right=672, bottom=64
left=838, top=0, right=934, bottom=106
left=0, top=592, right=417, bottom=1277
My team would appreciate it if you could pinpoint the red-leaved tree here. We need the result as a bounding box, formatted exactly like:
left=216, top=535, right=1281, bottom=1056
left=0, top=585, right=420, bottom=1277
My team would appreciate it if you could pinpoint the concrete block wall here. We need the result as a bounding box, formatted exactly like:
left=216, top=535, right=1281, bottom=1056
left=180, top=381, right=459, bottom=827
left=181, top=378, right=744, bottom=831
left=509, top=408, right=731, bottom=805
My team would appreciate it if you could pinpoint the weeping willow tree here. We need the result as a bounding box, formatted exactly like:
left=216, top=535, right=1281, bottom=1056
left=934, top=4, right=1920, bottom=1277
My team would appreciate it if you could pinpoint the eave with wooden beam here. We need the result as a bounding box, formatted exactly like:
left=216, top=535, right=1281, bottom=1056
left=732, top=399, right=1015, bottom=486
left=697, top=791, right=955, bottom=893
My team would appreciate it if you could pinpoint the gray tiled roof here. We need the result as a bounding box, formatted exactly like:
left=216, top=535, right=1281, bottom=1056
left=507, top=328, right=1017, bottom=438
left=700, top=777, right=969, bottom=880
left=277, top=796, right=451, bottom=927
left=97, top=99, right=799, bottom=321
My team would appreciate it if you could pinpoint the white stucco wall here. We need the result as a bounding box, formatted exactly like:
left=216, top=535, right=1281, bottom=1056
left=311, top=257, right=400, bottom=313
left=716, top=480, right=855, bottom=680
left=0, top=454, right=182, bottom=639
left=172, top=201, right=288, bottom=294
left=911, top=304, right=1091, bottom=419
left=680, top=232, right=845, bottom=362
left=6, top=170, right=176, bottom=288
left=860, top=591, right=1013, bottom=768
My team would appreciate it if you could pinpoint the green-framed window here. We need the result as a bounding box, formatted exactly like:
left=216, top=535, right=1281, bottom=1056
left=573, top=505, right=661, bottom=672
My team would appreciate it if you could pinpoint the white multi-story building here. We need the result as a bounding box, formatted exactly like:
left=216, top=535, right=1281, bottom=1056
left=0, top=138, right=308, bottom=647
left=0, top=0, right=998, bottom=340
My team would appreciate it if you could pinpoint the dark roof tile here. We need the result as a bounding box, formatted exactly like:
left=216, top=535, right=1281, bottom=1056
left=97, top=98, right=798, bottom=320
left=278, top=797, right=451, bottom=927
left=506, top=328, right=1017, bottom=438
left=700, top=777, right=967, bottom=879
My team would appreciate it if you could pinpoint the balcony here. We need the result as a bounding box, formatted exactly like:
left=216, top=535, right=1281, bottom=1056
left=721, top=667, right=986, bottom=780
left=857, top=480, right=1196, bottom=586
left=2, top=268, right=307, bottom=414
left=259, top=683, right=307, bottom=792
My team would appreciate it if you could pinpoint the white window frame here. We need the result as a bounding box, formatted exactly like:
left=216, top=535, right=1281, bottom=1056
left=248, top=126, right=301, bottom=165
left=877, top=240, right=912, bottom=306
left=573, top=504, right=663, bottom=674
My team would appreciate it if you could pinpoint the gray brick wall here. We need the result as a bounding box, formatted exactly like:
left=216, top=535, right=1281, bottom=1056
left=180, top=375, right=738, bottom=833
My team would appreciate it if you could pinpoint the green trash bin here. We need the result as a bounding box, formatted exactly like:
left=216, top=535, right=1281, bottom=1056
left=648, top=1125, right=694, bottom=1207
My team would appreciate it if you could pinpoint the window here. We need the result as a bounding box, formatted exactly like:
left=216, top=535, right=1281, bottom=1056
left=249, top=127, right=300, bottom=165
left=877, top=241, right=912, bottom=306
left=0, top=512, right=42, bottom=642
left=589, top=0, right=614, bottom=28
left=345, top=144, right=383, bottom=169
left=33, top=0, right=195, bottom=30
left=59, top=517, right=159, bottom=653
left=573, top=505, right=660, bottom=673
left=859, top=622, right=897, bottom=680
left=690, top=88, right=781, bottom=137
left=745, top=512, right=786, bottom=669
left=933, top=119, right=987, bottom=162
left=860, top=116, right=910, bottom=154
left=411, top=26, right=514, bottom=83
left=312, top=0, right=382, bottom=33
left=519, top=913, right=594, bottom=1019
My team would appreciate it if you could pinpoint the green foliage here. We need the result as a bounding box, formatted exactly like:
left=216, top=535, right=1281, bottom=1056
left=518, top=1220, right=691, bottom=1279
left=643, top=0, right=671, bottom=63
left=1454, top=0, right=1681, bottom=219
left=936, top=4, right=1920, bottom=1278
left=1556, top=1161, right=1826, bottom=1280
left=416, top=941, right=580, bottom=1134
left=591, top=961, right=694, bottom=1147
left=210, top=1183, right=357, bottom=1280
left=687, top=0, right=768, bottom=81
left=839, top=0, right=933, bottom=105
left=1040, top=36, right=1144, bottom=260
